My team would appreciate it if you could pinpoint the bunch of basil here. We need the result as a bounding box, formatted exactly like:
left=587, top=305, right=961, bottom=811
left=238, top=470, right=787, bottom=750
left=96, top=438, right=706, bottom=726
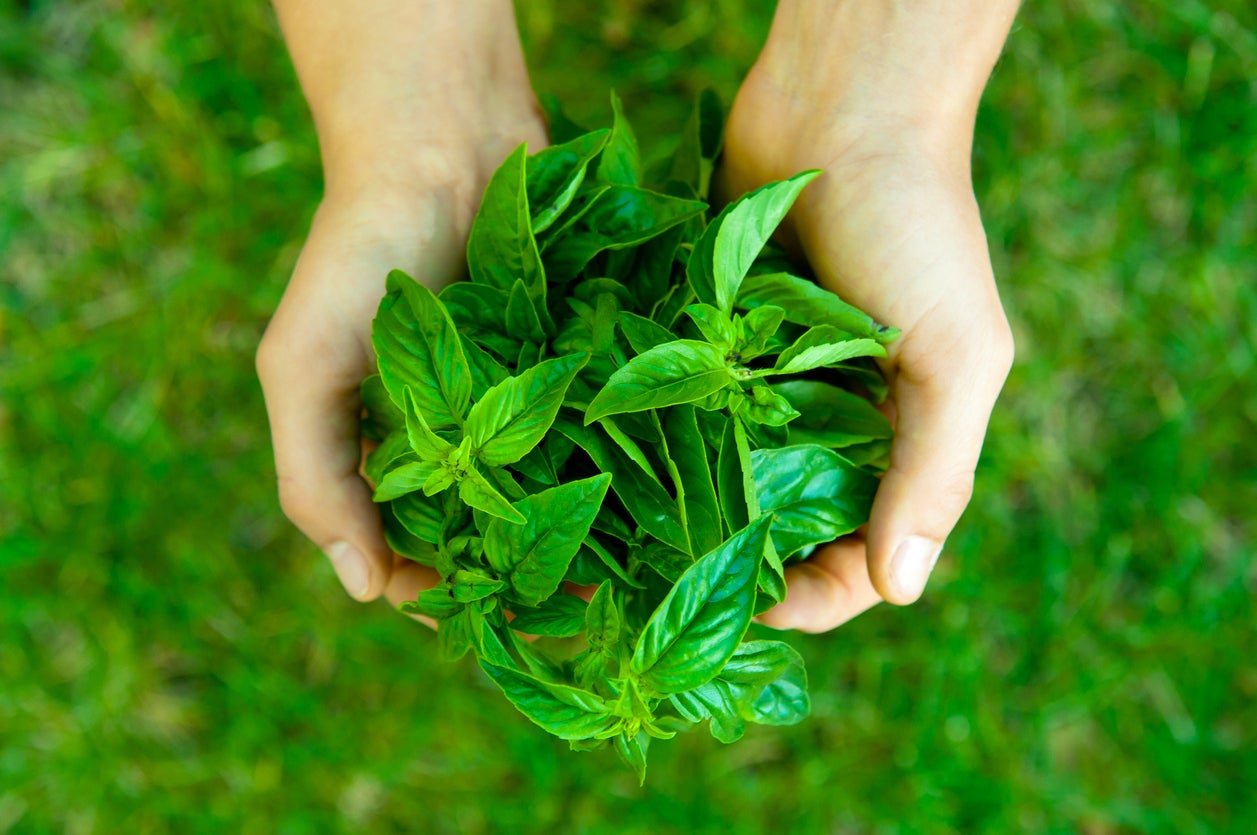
left=360, top=93, right=897, bottom=782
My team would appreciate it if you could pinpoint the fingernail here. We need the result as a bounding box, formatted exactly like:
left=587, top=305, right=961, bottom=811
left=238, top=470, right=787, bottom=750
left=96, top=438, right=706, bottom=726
left=891, top=536, right=942, bottom=600
left=324, top=541, right=371, bottom=600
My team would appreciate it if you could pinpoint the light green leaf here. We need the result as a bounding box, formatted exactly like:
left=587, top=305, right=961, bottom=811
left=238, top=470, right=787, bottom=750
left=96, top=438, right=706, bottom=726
left=737, top=272, right=895, bottom=342
left=597, top=91, right=641, bottom=186
left=527, top=129, right=610, bottom=234
left=768, top=325, right=885, bottom=375
left=752, top=444, right=879, bottom=556
left=373, top=459, right=440, bottom=502
left=468, top=353, right=588, bottom=467
left=584, top=340, right=731, bottom=424
left=466, top=143, right=545, bottom=292
left=479, top=662, right=619, bottom=741
left=618, top=310, right=676, bottom=355
left=684, top=303, right=735, bottom=348
left=403, top=386, right=456, bottom=461
left=459, top=466, right=526, bottom=525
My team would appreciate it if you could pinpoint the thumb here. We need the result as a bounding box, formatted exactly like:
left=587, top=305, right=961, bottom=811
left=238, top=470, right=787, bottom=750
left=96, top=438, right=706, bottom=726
left=866, top=319, right=1013, bottom=605
left=256, top=305, right=392, bottom=602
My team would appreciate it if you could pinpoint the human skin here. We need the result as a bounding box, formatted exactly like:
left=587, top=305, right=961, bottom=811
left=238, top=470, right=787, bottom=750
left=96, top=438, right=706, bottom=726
left=257, top=0, right=1018, bottom=632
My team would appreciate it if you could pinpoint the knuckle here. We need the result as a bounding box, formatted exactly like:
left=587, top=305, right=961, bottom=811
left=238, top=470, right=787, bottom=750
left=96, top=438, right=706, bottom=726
left=275, top=476, right=320, bottom=528
left=938, top=469, right=977, bottom=511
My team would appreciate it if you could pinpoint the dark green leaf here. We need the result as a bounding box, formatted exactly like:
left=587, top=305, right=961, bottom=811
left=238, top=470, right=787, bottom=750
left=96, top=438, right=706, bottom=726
left=599, top=417, right=661, bottom=485
left=539, top=93, right=589, bottom=145
left=479, top=662, right=619, bottom=740
left=466, top=144, right=545, bottom=292
left=390, top=489, right=446, bottom=544
left=459, top=466, right=526, bottom=525
left=373, top=270, right=471, bottom=427
left=664, top=404, right=722, bottom=557
left=468, top=353, right=588, bottom=466
left=667, top=87, right=724, bottom=199
left=460, top=333, right=510, bottom=400
left=361, top=374, right=402, bottom=441
left=752, top=444, right=879, bottom=556
left=482, top=474, right=612, bottom=606
left=618, top=310, right=676, bottom=355
left=381, top=503, right=439, bottom=565
left=717, top=418, right=749, bottom=536
left=509, top=594, right=588, bottom=637
left=776, top=380, right=892, bottom=448
left=527, top=129, right=610, bottom=234
left=630, top=517, right=771, bottom=694
left=735, top=304, right=786, bottom=360
left=738, top=272, right=893, bottom=342
left=438, top=607, right=474, bottom=661
left=553, top=419, right=689, bottom=554
left=584, top=339, right=730, bottom=424
left=364, top=429, right=412, bottom=486
left=398, top=585, right=461, bottom=620
left=506, top=279, right=547, bottom=343
left=597, top=91, right=641, bottom=186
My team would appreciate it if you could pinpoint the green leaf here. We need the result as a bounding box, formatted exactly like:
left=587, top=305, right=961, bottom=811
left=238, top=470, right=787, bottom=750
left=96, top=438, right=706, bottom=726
left=544, top=185, right=707, bottom=280
left=479, top=662, right=619, bottom=740
left=527, top=129, right=610, bottom=234
left=459, top=466, right=526, bottom=525
left=752, top=444, right=880, bottom=556
left=614, top=730, right=650, bottom=785
left=737, top=272, right=893, bottom=342
left=373, top=270, right=471, bottom=427
left=584, top=340, right=731, bottom=424
left=466, top=143, right=545, bottom=292
left=451, top=569, right=507, bottom=603
left=683, top=303, right=735, bottom=349
left=597, top=91, right=641, bottom=186
left=554, top=419, right=690, bottom=554
left=775, top=380, right=892, bottom=448
left=381, top=503, right=439, bottom=565
left=769, top=326, right=885, bottom=375
left=668, top=640, right=808, bottom=741
left=586, top=581, right=621, bottom=657
left=667, top=87, right=724, bottom=199
left=373, top=459, right=440, bottom=502
left=737, top=385, right=800, bottom=427
left=664, top=405, right=722, bottom=557
left=482, top=474, right=612, bottom=606
left=460, top=334, right=510, bottom=400
left=539, top=93, right=589, bottom=145
left=389, top=489, right=446, bottom=544
left=364, top=429, right=412, bottom=487
left=599, top=417, right=661, bottom=485
left=403, top=386, right=456, bottom=461
left=398, top=585, right=461, bottom=620
left=735, top=305, right=786, bottom=360
left=438, top=607, right=474, bottom=661
left=630, top=516, right=771, bottom=694
left=617, top=310, right=676, bottom=355
left=716, top=418, right=749, bottom=536
left=506, top=279, right=548, bottom=343
left=467, top=353, right=588, bottom=467
left=509, top=594, right=588, bottom=637
left=713, top=171, right=819, bottom=315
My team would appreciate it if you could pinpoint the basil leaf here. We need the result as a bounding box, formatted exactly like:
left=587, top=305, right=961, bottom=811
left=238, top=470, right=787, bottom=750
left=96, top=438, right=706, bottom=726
left=737, top=385, right=800, bottom=427
left=509, top=594, right=588, bottom=637
left=467, top=353, right=588, bottom=467
left=452, top=569, right=507, bottom=603
left=634, top=541, right=694, bottom=585
left=361, top=374, right=402, bottom=441
left=403, top=386, right=456, bottom=461
left=438, top=607, right=474, bottom=661
left=669, top=685, right=745, bottom=744
left=458, top=465, right=526, bottom=525
left=738, top=272, right=894, bottom=342
left=667, top=639, right=807, bottom=741
left=667, top=87, right=724, bottom=200
left=751, top=444, right=880, bottom=556
left=527, top=129, right=610, bottom=234
left=716, top=417, right=749, bottom=536
left=506, top=279, right=548, bottom=343
left=664, top=405, right=722, bottom=557
left=381, top=503, right=439, bottom=565
left=584, top=340, right=731, bottom=424
left=466, top=143, right=545, bottom=292
left=545, top=185, right=707, bottom=280
left=553, top=419, right=690, bottom=554
left=482, top=474, right=612, bottom=606
left=614, top=730, right=650, bottom=786
left=539, top=92, right=589, bottom=145
left=599, top=417, right=662, bottom=485
left=373, top=271, right=471, bottom=427
left=460, top=333, right=510, bottom=400
left=775, top=380, right=892, bottom=448
left=630, top=516, right=771, bottom=694
left=769, top=326, right=885, bottom=375
left=596, top=91, right=641, bottom=186
left=618, top=310, right=676, bottom=355
left=373, top=459, right=440, bottom=502
left=364, top=429, right=411, bottom=487
left=390, top=489, right=446, bottom=544
left=683, top=303, right=735, bottom=349
left=398, top=584, right=461, bottom=620
left=743, top=645, right=810, bottom=726
left=442, top=281, right=510, bottom=338
left=735, top=304, right=785, bottom=360
left=479, top=661, right=619, bottom=740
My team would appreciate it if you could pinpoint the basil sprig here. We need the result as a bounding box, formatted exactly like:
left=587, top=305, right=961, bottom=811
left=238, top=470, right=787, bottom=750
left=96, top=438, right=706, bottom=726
left=365, top=92, right=897, bottom=783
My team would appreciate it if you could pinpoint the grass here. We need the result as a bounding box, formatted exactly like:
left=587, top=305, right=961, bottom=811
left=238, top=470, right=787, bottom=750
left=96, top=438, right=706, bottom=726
left=1, top=1, right=1254, bottom=832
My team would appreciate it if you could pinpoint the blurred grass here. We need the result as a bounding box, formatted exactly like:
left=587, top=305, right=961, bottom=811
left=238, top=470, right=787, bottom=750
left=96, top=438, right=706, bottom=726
left=1, top=0, right=1254, bottom=832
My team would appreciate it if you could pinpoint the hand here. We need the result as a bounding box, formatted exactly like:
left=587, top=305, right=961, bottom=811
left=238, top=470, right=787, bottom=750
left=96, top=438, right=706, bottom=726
left=722, top=0, right=1018, bottom=632
left=256, top=0, right=545, bottom=607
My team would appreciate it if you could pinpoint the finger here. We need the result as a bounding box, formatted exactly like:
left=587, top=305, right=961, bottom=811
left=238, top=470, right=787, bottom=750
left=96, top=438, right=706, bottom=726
left=757, top=538, right=882, bottom=633
left=866, top=317, right=1013, bottom=604
left=257, top=302, right=392, bottom=602
left=383, top=554, right=442, bottom=629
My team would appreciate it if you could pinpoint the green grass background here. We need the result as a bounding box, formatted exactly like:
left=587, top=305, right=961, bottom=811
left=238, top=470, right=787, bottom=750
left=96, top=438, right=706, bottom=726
left=2, top=1, right=1254, bottom=832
